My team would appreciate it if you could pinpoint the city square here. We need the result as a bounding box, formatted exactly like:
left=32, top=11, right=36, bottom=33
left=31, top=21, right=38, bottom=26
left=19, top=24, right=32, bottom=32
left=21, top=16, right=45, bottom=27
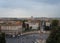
left=6, top=33, right=49, bottom=43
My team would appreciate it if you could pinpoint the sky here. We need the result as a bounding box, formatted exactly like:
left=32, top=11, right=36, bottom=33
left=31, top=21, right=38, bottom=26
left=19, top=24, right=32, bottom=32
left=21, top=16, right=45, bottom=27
left=0, top=0, right=60, bottom=18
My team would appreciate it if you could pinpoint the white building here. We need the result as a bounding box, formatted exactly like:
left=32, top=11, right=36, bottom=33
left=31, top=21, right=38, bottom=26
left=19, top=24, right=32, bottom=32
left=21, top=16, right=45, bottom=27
left=25, top=22, right=39, bottom=30
left=29, top=23, right=39, bottom=29
left=46, top=22, right=51, bottom=26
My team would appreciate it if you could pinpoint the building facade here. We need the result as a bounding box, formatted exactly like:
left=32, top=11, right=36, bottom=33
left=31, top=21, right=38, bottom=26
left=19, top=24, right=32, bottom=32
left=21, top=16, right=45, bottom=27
left=1, top=25, right=22, bottom=35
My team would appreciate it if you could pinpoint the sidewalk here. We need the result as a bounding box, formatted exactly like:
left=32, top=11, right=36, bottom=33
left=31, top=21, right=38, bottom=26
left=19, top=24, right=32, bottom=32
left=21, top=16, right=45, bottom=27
left=21, top=30, right=50, bottom=35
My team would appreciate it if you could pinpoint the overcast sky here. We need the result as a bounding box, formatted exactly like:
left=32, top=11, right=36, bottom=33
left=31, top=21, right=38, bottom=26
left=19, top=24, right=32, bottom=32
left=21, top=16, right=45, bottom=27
left=0, top=0, right=60, bottom=18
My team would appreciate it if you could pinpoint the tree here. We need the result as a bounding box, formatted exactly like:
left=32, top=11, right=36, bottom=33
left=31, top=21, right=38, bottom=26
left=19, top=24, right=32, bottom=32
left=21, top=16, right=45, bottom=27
left=46, top=20, right=60, bottom=43
left=22, top=20, right=26, bottom=28
left=25, top=24, right=29, bottom=31
left=38, top=22, right=40, bottom=30
left=44, top=26, right=50, bottom=30
left=46, top=26, right=60, bottom=43
left=30, top=26, right=32, bottom=30
left=51, top=20, right=59, bottom=27
left=22, top=20, right=26, bottom=32
left=0, top=32, right=6, bottom=43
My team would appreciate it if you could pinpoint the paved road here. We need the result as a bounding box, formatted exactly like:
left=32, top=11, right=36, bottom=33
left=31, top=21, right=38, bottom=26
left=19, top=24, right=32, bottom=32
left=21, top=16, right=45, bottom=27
left=5, top=33, right=49, bottom=43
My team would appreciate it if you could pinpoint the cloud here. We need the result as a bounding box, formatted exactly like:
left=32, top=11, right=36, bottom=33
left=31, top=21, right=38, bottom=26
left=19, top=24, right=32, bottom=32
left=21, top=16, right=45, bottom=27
left=0, top=0, right=60, bottom=18
left=0, top=8, right=30, bottom=17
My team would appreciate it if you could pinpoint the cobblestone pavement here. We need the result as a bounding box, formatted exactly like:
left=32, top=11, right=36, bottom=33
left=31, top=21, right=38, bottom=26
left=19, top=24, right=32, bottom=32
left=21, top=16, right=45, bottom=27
left=6, top=33, right=49, bottom=43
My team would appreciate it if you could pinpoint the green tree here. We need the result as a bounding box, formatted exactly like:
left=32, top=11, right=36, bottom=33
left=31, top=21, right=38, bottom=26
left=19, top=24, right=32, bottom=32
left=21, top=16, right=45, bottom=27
left=22, top=20, right=26, bottom=32
left=22, top=20, right=26, bottom=28
left=46, top=26, right=60, bottom=43
left=25, top=24, right=29, bottom=31
left=51, top=20, right=59, bottom=27
left=0, top=32, right=6, bottom=43
left=38, top=22, right=40, bottom=30
left=30, top=26, right=32, bottom=30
